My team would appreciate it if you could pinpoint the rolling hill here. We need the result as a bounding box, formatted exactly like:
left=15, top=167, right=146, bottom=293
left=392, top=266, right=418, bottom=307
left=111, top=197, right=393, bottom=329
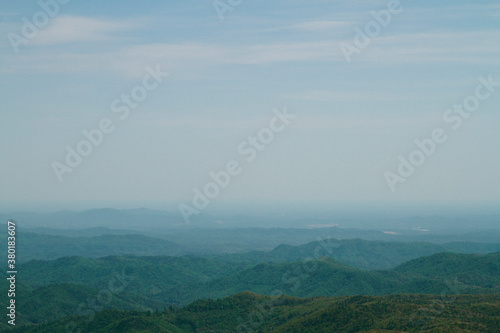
left=13, top=252, right=500, bottom=307
left=15, top=283, right=162, bottom=325
left=212, top=238, right=500, bottom=269
left=2, top=229, right=499, bottom=269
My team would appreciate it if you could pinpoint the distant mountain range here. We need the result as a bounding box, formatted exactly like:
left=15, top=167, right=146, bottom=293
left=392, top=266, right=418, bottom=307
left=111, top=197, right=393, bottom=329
left=2, top=229, right=499, bottom=267
left=210, top=238, right=500, bottom=269
left=2, top=207, right=499, bottom=232
left=1, top=208, right=184, bottom=230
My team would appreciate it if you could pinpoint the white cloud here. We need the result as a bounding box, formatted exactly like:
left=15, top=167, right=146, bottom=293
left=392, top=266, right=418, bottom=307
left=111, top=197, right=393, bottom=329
left=2, top=16, right=499, bottom=78
left=366, top=31, right=500, bottom=64
left=287, top=114, right=442, bottom=133
left=139, top=113, right=274, bottom=130
left=289, top=20, right=352, bottom=31
left=138, top=111, right=440, bottom=132
left=236, top=41, right=342, bottom=64
left=0, top=40, right=344, bottom=78
left=33, top=15, right=137, bottom=45
left=283, top=90, right=397, bottom=102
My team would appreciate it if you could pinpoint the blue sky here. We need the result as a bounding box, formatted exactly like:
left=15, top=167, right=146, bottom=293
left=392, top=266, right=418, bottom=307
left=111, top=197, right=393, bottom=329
left=0, top=0, right=499, bottom=212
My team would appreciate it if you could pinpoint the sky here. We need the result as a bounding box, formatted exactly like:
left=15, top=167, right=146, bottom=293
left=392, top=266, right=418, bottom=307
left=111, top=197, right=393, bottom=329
left=0, top=0, right=499, bottom=213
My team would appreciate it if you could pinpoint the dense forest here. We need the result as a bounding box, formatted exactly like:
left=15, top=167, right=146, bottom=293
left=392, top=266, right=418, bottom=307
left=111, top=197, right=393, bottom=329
left=2, top=239, right=499, bottom=331
left=6, top=293, right=499, bottom=332
left=2, top=216, right=499, bottom=332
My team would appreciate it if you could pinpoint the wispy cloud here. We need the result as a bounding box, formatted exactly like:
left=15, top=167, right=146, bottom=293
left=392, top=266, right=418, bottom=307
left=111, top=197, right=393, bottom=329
left=276, top=114, right=441, bottom=131
left=0, top=40, right=344, bottom=77
left=236, top=41, right=341, bottom=64
left=139, top=113, right=271, bottom=130
left=33, top=15, right=138, bottom=45
left=368, top=31, right=500, bottom=64
left=288, top=20, right=352, bottom=31
left=403, top=2, right=500, bottom=20
left=2, top=13, right=499, bottom=78
left=283, top=90, right=401, bottom=102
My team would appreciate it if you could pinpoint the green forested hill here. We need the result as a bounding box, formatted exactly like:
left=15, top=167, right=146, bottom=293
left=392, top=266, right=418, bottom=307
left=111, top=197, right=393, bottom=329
left=13, top=252, right=500, bottom=307
left=2, top=229, right=499, bottom=267
left=212, top=238, right=500, bottom=269
left=393, top=252, right=500, bottom=288
left=0, top=232, right=185, bottom=263
left=16, top=255, right=250, bottom=300
left=15, top=283, right=162, bottom=325
left=161, top=253, right=499, bottom=304
left=2, top=251, right=499, bottom=331
left=8, top=293, right=500, bottom=333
